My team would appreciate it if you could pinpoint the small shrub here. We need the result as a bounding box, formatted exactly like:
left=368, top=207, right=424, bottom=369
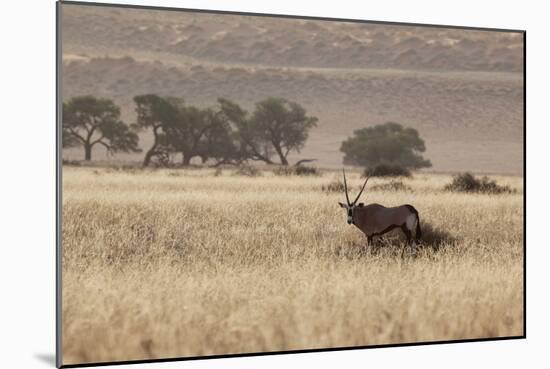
left=363, top=164, right=411, bottom=178
left=233, top=165, right=262, bottom=177
left=444, top=172, right=513, bottom=194
left=273, top=165, right=320, bottom=176
left=116, top=165, right=140, bottom=174
left=62, top=160, right=82, bottom=166
left=322, top=180, right=346, bottom=193
left=370, top=180, right=412, bottom=192
left=119, top=164, right=137, bottom=170
left=294, top=165, right=320, bottom=176
left=273, top=166, right=294, bottom=176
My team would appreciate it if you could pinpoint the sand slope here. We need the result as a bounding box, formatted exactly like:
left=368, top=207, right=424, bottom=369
left=60, top=4, right=524, bottom=173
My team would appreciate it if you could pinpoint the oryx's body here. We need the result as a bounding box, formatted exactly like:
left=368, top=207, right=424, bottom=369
left=351, top=203, right=421, bottom=243
left=338, top=169, right=422, bottom=245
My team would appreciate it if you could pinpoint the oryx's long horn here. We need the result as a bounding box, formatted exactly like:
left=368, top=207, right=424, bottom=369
left=353, top=175, right=370, bottom=205
left=343, top=168, right=351, bottom=206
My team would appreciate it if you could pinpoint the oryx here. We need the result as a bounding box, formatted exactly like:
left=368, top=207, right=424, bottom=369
left=338, top=169, right=422, bottom=247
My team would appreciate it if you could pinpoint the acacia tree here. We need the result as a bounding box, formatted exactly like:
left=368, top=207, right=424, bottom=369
left=216, top=98, right=273, bottom=164
left=340, top=122, right=432, bottom=169
left=250, top=97, right=318, bottom=165
left=164, top=105, right=213, bottom=166
left=63, top=96, right=140, bottom=161
left=133, top=95, right=318, bottom=167
left=134, top=94, right=180, bottom=166
left=199, top=107, right=243, bottom=166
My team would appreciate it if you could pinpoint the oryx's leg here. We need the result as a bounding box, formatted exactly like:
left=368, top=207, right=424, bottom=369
left=401, top=225, right=412, bottom=245
left=364, top=235, right=373, bottom=253
left=367, top=235, right=373, bottom=246
left=401, top=225, right=413, bottom=258
left=366, top=235, right=380, bottom=254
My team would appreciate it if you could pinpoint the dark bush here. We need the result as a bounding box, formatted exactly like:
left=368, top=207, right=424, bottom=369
left=370, top=180, right=412, bottom=192
left=363, top=164, right=411, bottom=178
left=444, top=172, right=514, bottom=194
left=341, top=122, right=431, bottom=169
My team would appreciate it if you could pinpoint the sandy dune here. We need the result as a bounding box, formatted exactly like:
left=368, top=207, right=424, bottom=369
left=61, top=4, right=524, bottom=174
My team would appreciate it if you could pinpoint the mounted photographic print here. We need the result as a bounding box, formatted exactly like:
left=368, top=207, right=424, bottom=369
left=57, top=1, right=525, bottom=367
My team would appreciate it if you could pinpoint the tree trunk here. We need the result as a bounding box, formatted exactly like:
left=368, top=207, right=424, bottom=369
left=143, top=149, right=155, bottom=167
left=143, top=125, right=161, bottom=167
left=182, top=154, right=192, bottom=166
left=84, top=144, right=92, bottom=161
left=273, top=143, right=288, bottom=166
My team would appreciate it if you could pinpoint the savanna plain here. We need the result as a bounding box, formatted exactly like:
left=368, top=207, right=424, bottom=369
left=62, top=166, right=524, bottom=365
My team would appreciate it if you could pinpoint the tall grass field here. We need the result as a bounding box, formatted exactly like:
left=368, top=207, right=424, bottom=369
left=61, top=166, right=524, bottom=365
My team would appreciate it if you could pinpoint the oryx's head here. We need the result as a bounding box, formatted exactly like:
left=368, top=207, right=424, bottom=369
left=338, top=168, right=369, bottom=225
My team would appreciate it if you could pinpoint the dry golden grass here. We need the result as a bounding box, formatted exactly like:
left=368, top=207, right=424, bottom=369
left=61, top=166, right=524, bottom=365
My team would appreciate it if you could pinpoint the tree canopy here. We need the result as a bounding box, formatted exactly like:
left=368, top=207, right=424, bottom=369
left=250, top=97, right=318, bottom=165
left=133, top=95, right=317, bottom=167
left=63, top=96, right=140, bottom=161
left=340, top=122, right=431, bottom=169
left=133, top=94, right=180, bottom=166
left=217, top=97, right=271, bottom=164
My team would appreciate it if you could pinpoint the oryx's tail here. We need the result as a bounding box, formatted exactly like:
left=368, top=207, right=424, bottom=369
left=415, top=214, right=422, bottom=241
left=405, top=204, right=422, bottom=241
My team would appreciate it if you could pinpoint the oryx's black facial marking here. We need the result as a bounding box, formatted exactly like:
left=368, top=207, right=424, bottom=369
left=338, top=202, right=355, bottom=225
left=339, top=168, right=369, bottom=226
